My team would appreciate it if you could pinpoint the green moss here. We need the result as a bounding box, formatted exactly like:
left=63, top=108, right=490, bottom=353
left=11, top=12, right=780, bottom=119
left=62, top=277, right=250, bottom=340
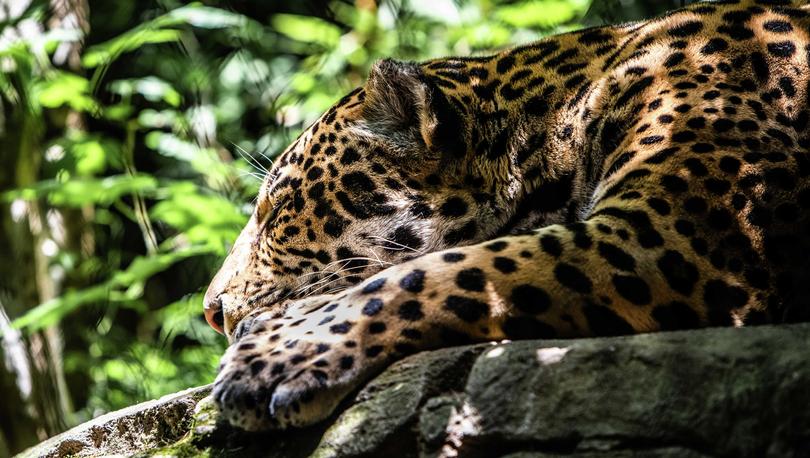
left=138, top=435, right=209, bottom=458
left=135, top=396, right=218, bottom=458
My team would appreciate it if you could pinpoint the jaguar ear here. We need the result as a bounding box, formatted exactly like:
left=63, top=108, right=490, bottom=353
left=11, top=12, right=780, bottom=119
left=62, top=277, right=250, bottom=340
left=362, top=59, right=467, bottom=159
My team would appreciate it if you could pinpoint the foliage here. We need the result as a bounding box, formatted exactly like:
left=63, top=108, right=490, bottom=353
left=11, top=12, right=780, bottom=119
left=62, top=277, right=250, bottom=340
left=0, top=0, right=594, bottom=426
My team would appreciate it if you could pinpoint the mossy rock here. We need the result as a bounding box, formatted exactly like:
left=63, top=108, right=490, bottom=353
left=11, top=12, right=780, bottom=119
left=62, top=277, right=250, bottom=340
left=20, top=324, right=810, bottom=457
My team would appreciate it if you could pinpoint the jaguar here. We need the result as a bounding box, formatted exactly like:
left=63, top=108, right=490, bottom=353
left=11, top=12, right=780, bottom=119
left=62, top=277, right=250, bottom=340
left=204, top=0, right=810, bottom=430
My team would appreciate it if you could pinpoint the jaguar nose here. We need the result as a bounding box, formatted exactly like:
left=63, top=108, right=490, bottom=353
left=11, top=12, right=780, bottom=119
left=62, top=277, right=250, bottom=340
left=204, top=295, right=225, bottom=335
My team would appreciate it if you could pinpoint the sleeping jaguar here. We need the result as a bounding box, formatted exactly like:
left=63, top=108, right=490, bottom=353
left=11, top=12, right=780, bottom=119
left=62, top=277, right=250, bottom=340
left=204, top=0, right=810, bottom=430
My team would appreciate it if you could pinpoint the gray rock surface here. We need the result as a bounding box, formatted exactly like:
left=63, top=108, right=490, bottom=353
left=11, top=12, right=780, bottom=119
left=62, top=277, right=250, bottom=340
left=19, top=323, right=810, bottom=457
left=16, top=385, right=211, bottom=458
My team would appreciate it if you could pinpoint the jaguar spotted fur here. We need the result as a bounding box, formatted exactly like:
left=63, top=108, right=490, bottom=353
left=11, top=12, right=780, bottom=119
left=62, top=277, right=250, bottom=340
left=204, top=0, right=810, bottom=430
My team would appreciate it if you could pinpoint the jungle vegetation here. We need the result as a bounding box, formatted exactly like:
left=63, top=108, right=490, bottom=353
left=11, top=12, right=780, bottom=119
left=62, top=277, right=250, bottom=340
left=0, top=0, right=689, bottom=455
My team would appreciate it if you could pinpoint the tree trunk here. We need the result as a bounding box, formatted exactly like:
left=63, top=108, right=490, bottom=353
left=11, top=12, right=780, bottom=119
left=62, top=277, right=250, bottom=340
left=0, top=0, right=91, bottom=453
left=0, top=105, right=68, bottom=457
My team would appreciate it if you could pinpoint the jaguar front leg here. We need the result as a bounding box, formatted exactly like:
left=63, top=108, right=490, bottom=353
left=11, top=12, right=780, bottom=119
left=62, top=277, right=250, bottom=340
left=215, top=196, right=759, bottom=430
left=213, top=293, right=380, bottom=430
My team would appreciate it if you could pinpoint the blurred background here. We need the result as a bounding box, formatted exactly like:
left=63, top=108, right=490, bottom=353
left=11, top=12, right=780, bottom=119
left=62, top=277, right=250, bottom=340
left=0, top=0, right=690, bottom=455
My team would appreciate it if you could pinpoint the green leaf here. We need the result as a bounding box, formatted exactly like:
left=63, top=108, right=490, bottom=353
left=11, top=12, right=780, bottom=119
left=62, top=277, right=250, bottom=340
left=457, top=23, right=513, bottom=48
left=34, top=71, right=98, bottom=112
left=82, top=5, right=251, bottom=68
left=137, top=109, right=180, bottom=128
left=83, top=29, right=182, bottom=68
left=495, top=0, right=587, bottom=29
left=8, top=246, right=210, bottom=333
left=102, top=103, right=135, bottom=122
left=70, top=138, right=117, bottom=176
left=8, top=284, right=114, bottom=331
left=143, top=131, right=231, bottom=181
left=4, top=174, right=158, bottom=207
left=271, top=14, right=342, bottom=47
left=110, top=247, right=209, bottom=286
left=109, top=77, right=182, bottom=106
left=166, top=5, right=247, bottom=29
left=151, top=183, right=247, bottom=250
left=407, top=0, right=461, bottom=25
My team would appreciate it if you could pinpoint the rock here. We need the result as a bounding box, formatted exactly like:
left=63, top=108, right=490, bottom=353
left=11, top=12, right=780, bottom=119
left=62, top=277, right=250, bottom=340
left=16, top=385, right=211, bottom=458
left=18, top=324, right=810, bottom=457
